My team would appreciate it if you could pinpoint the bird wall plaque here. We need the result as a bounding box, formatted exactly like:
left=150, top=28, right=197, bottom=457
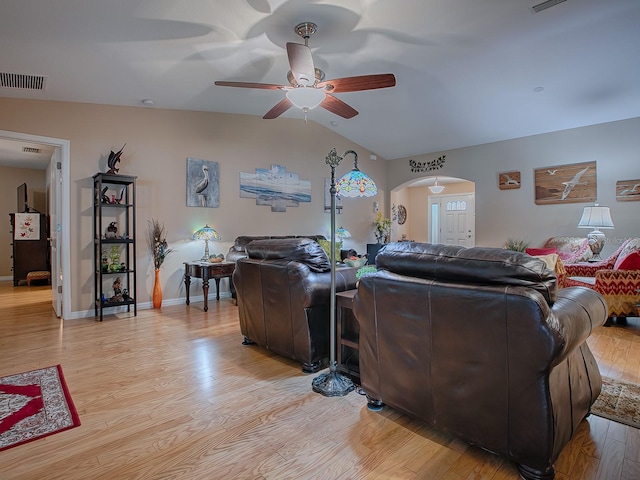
left=534, top=161, right=597, bottom=205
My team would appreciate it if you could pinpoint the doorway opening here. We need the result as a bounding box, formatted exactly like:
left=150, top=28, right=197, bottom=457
left=0, top=130, right=70, bottom=319
left=390, top=175, right=475, bottom=246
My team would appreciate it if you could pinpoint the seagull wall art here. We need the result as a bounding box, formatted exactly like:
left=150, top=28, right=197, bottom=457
left=561, top=167, right=589, bottom=200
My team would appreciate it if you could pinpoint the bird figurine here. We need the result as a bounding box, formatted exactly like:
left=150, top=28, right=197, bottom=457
left=101, top=186, right=110, bottom=203
left=107, top=144, right=126, bottom=174
left=193, top=164, right=209, bottom=206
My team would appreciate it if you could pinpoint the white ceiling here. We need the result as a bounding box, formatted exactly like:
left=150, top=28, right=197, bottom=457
left=1, top=0, right=639, bottom=164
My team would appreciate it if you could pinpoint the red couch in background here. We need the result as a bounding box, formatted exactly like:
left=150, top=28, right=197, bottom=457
left=564, top=238, right=640, bottom=318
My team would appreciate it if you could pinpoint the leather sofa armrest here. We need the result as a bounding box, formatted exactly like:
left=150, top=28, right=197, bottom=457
left=548, top=287, right=607, bottom=367
left=287, top=263, right=358, bottom=307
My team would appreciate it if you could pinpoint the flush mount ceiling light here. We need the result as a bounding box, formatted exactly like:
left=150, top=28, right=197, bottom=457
left=428, top=177, right=445, bottom=194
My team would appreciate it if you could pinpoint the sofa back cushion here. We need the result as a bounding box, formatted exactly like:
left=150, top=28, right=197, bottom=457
left=376, top=242, right=558, bottom=304
left=232, top=234, right=326, bottom=252
left=245, top=238, right=331, bottom=273
left=614, top=239, right=640, bottom=270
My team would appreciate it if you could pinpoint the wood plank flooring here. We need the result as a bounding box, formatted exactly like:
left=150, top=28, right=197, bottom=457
left=1, top=281, right=639, bottom=479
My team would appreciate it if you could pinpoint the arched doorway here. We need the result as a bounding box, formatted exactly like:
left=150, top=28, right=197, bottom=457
left=390, top=176, right=475, bottom=246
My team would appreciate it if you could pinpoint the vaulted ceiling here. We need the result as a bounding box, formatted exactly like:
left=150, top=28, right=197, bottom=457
left=1, top=0, right=639, bottom=163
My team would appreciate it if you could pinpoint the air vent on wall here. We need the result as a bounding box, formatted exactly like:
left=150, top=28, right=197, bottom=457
left=0, top=72, right=47, bottom=90
left=531, top=0, right=567, bottom=13
left=22, top=147, right=41, bottom=154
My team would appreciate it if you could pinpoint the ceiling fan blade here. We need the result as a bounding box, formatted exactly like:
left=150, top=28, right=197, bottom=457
left=320, top=94, right=358, bottom=119
left=318, top=74, right=396, bottom=93
left=214, top=81, right=286, bottom=90
left=286, top=42, right=315, bottom=86
left=263, top=97, right=293, bottom=119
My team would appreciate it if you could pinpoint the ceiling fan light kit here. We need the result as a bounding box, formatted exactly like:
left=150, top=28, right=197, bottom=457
left=214, top=22, right=396, bottom=121
left=286, top=87, right=325, bottom=111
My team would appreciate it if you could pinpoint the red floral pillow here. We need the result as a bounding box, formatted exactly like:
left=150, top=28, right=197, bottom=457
left=526, top=247, right=557, bottom=256
left=614, top=250, right=640, bottom=270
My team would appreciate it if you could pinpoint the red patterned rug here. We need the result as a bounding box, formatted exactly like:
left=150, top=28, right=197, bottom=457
left=591, top=376, right=640, bottom=429
left=0, top=365, right=81, bottom=451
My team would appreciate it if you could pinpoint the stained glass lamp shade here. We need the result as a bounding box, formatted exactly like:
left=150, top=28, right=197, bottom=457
left=193, top=224, right=221, bottom=261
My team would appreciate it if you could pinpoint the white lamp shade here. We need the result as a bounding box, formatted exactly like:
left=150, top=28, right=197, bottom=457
left=286, top=87, right=325, bottom=110
left=428, top=178, right=445, bottom=194
left=577, top=206, right=614, bottom=229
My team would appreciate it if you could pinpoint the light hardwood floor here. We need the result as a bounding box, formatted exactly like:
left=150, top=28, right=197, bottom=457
left=1, top=281, right=639, bottom=480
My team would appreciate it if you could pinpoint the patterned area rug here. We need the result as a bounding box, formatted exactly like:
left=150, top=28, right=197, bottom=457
left=591, top=376, right=640, bottom=429
left=0, top=365, right=80, bottom=451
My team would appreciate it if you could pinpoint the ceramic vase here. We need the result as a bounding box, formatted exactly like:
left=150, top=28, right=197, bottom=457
left=153, top=269, right=162, bottom=309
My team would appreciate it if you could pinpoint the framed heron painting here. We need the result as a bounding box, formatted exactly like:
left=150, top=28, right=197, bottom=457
left=534, top=161, right=596, bottom=205
left=187, top=158, right=219, bottom=208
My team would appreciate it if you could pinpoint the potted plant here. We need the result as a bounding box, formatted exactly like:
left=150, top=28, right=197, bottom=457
left=374, top=211, right=391, bottom=244
left=504, top=238, right=529, bottom=252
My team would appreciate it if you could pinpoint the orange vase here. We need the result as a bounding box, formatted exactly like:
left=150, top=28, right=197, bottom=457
left=153, top=269, right=162, bottom=309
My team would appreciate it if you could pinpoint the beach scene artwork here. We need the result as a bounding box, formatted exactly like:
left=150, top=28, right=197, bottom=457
left=240, top=164, right=311, bottom=212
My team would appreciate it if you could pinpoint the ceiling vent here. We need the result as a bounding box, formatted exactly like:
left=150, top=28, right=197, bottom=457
left=22, top=147, right=41, bottom=154
left=531, top=0, right=567, bottom=13
left=0, top=72, right=47, bottom=90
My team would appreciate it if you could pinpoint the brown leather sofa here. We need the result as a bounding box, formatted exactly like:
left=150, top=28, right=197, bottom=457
left=353, top=242, right=607, bottom=480
left=233, top=238, right=358, bottom=373
left=227, top=235, right=326, bottom=301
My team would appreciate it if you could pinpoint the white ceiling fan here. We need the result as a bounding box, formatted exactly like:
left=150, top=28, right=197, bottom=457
left=215, top=22, right=396, bottom=120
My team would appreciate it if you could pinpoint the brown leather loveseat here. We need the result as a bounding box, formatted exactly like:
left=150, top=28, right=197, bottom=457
left=233, top=238, right=358, bottom=373
left=353, top=242, right=607, bottom=480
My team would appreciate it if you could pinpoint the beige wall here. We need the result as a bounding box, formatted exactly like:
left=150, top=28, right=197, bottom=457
left=0, top=98, right=386, bottom=316
left=0, top=166, right=47, bottom=278
left=387, top=117, right=640, bottom=250
left=2, top=96, right=639, bottom=318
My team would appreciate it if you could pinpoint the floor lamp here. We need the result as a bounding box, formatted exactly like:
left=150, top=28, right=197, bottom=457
left=312, top=148, right=377, bottom=397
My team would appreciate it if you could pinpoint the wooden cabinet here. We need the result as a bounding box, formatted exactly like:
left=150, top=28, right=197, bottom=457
left=9, top=213, right=50, bottom=286
left=93, top=173, right=137, bottom=321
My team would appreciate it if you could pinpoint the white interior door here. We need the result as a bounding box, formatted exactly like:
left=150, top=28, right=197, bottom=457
left=428, top=193, right=475, bottom=246
left=49, top=148, right=62, bottom=316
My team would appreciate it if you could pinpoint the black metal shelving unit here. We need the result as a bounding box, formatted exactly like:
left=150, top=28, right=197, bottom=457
left=93, top=173, right=137, bottom=321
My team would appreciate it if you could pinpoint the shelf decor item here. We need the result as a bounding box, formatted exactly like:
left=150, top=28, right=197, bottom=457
left=147, top=218, right=174, bottom=309
left=312, top=148, right=377, bottom=398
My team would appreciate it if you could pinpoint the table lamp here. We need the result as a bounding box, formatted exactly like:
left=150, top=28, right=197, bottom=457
left=193, top=224, right=221, bottom=261
left=577, top=205, right=614, bottom=261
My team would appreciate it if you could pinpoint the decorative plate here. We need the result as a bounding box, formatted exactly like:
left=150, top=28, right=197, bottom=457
left=397, top=204, right=407, bottom=225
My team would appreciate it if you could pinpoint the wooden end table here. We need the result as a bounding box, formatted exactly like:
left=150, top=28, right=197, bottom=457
left=336, top=289, right=360, bottom=383
left=183, top=261, right=235, bottom=312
